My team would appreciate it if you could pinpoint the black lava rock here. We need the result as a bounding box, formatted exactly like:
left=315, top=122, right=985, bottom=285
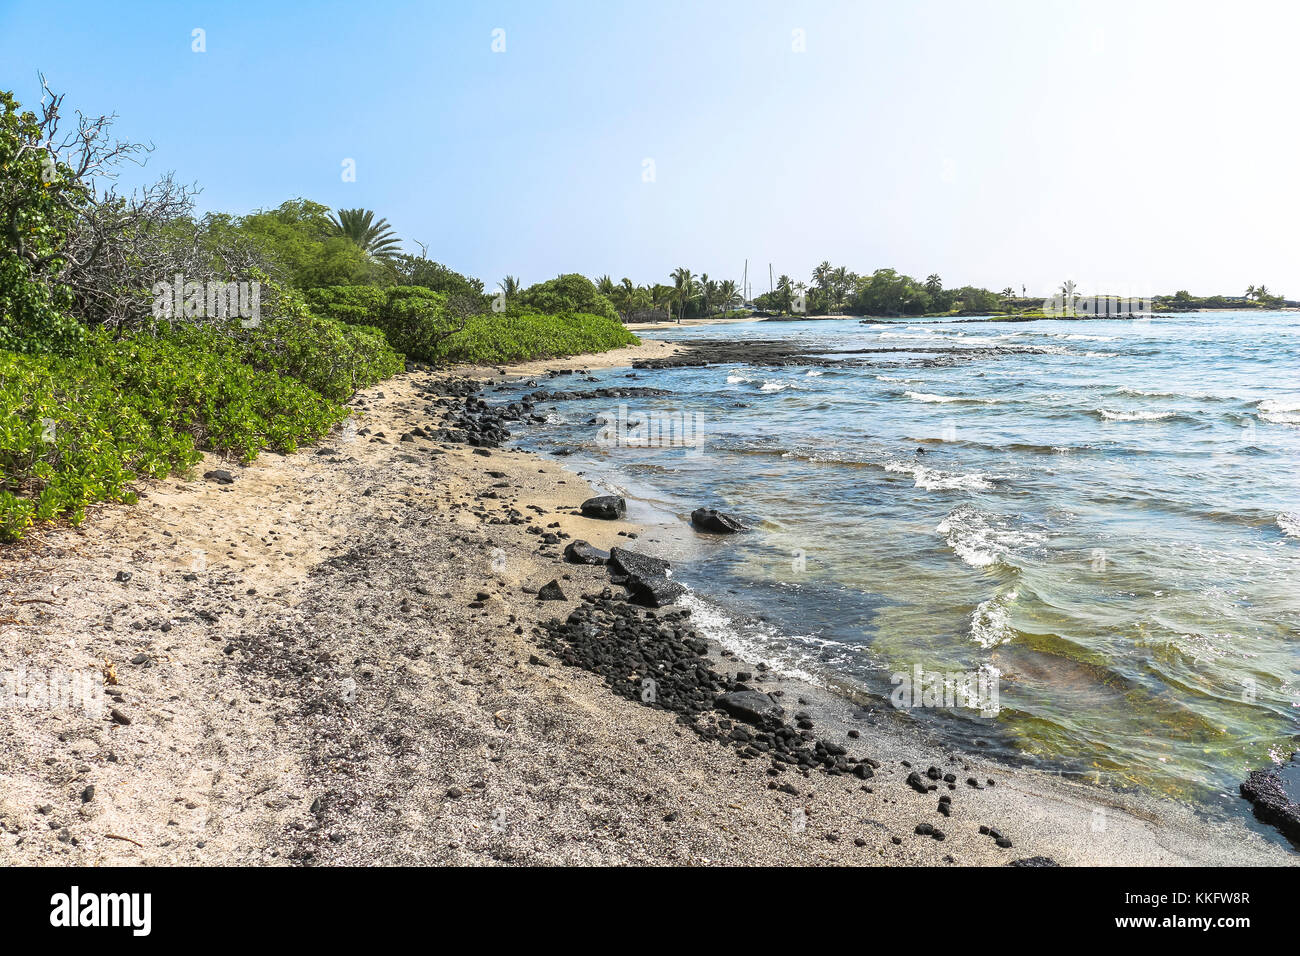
left=563, top=540, right=610, bottom=565
left=1240, top=752, right=1300, bottom=844
left=536, top=580, right=568, bottom=601
left=690, top=508, right=745, bottom=534
left=716, top=691, right=784, bottom=725
left=581, top=496, right=626, bottom=520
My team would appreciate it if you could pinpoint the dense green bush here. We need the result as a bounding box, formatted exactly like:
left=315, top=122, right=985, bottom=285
left=306, top=285, right=636, bottom=364
left=517, top=273, right=619, bottom=321
left=159, top=283, right=404, bottom=401
left=418, top=310, right=638, bottom=364
left=306, top=285, right=471, bottom=361
left=0, top=90, right=86, bottom=354
left=0, top=329, right=352, bottom=541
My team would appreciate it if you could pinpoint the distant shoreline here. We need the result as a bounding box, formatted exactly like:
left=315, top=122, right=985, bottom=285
left=627, top=308, right=1298, bottom=330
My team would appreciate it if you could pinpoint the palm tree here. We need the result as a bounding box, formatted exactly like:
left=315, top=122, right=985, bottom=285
left=925, top=274, right=943, bottom=295
left=1255, top=284, right=1270, bottom=301
left=596, top=275, right=615, bottom=296
left=650, top=283, right=675, bottom=317
left=671, top=267, right=697, bottom=322
left=776, top=274, right=794, bottom=313
left=1001, top=287, right=1015, bottom=299
left=500, top=276, right=521, bottom=298
left=718, top=279, right=740, bottom=313
left=831, top=266, right=851, bottom=311
left=699, top=273, right=712, bottom=316
left=328, top=208, right=402, bottom=258
left=1245, top=285, right=1257, bottom=301
left=812, top=261, right=833, bottom=311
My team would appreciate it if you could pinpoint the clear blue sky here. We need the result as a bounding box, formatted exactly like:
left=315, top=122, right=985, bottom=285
left=4, top=0, right=1297, bottom=297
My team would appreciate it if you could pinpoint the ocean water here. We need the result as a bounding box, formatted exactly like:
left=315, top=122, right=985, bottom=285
left=497, top=312, right=1300, bottom=804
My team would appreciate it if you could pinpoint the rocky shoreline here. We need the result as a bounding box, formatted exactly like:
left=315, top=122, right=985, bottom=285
left=0, top=340, right=1294, bottom=866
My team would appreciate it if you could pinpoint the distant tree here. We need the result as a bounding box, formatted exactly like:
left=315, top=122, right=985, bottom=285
left=813, top=261, right=833, bottom=311
left=718, top=279, right=740, bottom=312
left=831, top=266, right=852, bottom=311
left=671, top=266, right=697, bottom=321
left=500, top=275, right=521, bottom=298
left=776, top=274, right=794, bottom=312
left=328, top=208, right=402, bottom=259
left=517, top=273, right=618, bottom=320
left=388, top=252, right=483, bottom=295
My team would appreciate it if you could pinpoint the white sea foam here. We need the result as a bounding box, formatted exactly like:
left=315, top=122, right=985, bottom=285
left=805, top=369, right=824, bottom=376
left=1099, top=409, right=1177, bottom=422
left=678, top=592, right=822, bottom=684
left=1278, top=512, right=1300, bottom=538
left=1258, top=398, right=1300, bottom=426
left=726, top=373, right=752, bottom=385
left=904, top=390, right=997, bottom=405
left=935, top=506, right=1041, bottom=568
left=759, top=380, right=791, bottom=393
left=969, top=590, right=1018, bottom=648
left=886, top=461, right=995, bottom=491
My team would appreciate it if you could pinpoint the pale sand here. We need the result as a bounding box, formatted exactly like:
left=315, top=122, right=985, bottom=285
left=0, top=341, right=1292, bottom=866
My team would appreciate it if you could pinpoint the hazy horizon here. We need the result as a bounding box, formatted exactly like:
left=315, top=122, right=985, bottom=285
left=4, top=0, right=1298, bottom=297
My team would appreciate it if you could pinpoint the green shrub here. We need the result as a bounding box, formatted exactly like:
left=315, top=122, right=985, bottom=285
left=306, top=285, right=471, bottom=361
left=517, top=274, right=619, bottom=321
left=0, top=329, right=352, bottom=541
left=0, top=91, right=86, bottom=354
left=159, top=282, right=403, bottom=402
left=418, top=310, right=638, bottom=365
left=306, top=286, right=637, bottom=364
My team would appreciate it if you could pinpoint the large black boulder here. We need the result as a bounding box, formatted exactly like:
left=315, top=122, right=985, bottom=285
left=563, top=540, right=609, bottom=565
left=607, top=547, right=684, bottom=608
left=1240, top=753, right=1300, bottom=844
left=608, top=547, right=671, bottom=580
left=715, top=690, right=784, bottom=725
left=581, top=495, right=626, bottom=520
left=691, top=508, right=744, bottom=534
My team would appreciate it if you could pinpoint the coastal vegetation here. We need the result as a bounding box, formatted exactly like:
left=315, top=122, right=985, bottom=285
left=0, top=84, right=634, bottom=540
left=617, top=260, right=1292, bottom=321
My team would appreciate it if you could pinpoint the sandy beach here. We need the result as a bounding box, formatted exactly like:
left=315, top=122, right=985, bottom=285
left=0, top=339, right=1293, bottom=867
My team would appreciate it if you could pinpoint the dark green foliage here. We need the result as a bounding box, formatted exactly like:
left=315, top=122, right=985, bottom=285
left=306, top=285, right=469, bottom=360
left=389, top=255, right=486, bottom=296
left=235, top=199, right=392, bottom=289
left=415, top=309, right=638, bottom=365
left=328, top=208, right=402, bottom=258
left=0, top=329, right=354, bottom=541
left=0, top=90, right=85, bottom=353
left=517, top=273, right=619, bottom=321
left=306, top=284, right=637, bottom=364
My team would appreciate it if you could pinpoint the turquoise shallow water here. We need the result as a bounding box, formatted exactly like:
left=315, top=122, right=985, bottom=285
left=500, top=312, right=1300, bottom=803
